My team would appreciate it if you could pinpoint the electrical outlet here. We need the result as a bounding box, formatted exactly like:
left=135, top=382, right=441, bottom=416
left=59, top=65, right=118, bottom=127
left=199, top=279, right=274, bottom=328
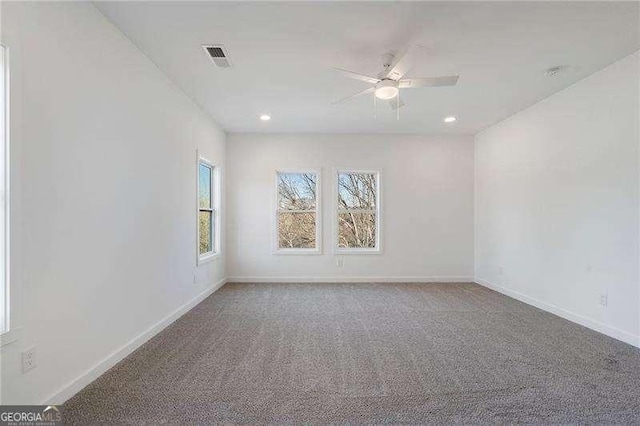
left=498, top=266, right=504, bottom=275
left=22, top=347, right=36, bottom=373
left=336, top=258, right=343, bottom=268
left=599, top=292, right=608, bottom=307
left=193, top=274, right=197, bottom=285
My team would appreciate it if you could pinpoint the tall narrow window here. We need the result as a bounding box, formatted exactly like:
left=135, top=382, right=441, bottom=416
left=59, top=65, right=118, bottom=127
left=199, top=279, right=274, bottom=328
left=276, top=171, right=321, bottom=253
left=336, top=171, right=380, bottom=252
left=198, top=157, right=217, bottom=263
left=0, top=45, right=7, bottom=333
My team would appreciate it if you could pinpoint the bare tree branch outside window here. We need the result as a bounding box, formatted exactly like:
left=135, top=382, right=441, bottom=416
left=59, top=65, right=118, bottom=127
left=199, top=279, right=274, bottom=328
left=277, top=172, right=318, bottom=249
left=337, top=172, right=378, bottom=249
left=198, top=162, right=215, bottom=256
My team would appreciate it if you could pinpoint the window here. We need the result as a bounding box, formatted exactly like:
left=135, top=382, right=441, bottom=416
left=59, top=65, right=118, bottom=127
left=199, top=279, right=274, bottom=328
left=0, top=45, right=7, bottom=333
left=275, top=171, right=321, bottom=253
left=336, top=171, right=380, bottom=252
left=198, top=157, right=218, bottom=263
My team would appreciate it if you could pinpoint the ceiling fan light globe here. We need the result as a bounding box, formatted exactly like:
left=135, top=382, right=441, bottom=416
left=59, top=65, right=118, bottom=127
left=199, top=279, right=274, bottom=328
left=374, top=84, right=399, bottom=100
left=374, top=80, right=399, bottom=100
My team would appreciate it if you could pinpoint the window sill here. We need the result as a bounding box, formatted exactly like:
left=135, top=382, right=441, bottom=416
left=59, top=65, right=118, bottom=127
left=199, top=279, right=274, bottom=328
left=0, top=327, right=22, bottom=349
left=335, top=248, right=382, bottom=255
left=198, top=252, right=221, bottom=265
left=273, top=249, right=323, bottom=256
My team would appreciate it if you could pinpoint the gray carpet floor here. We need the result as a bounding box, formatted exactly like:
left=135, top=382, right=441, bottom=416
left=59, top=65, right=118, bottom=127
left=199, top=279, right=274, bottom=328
left=64, top=282, right=640, bottom=424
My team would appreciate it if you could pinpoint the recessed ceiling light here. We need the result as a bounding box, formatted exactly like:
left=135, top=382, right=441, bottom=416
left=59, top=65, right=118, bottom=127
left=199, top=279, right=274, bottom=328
left=544, top=65, right=566, bottom=77
left=444, top=116, right=456, bottom=123
left=260, top=114, right=271, bottom=121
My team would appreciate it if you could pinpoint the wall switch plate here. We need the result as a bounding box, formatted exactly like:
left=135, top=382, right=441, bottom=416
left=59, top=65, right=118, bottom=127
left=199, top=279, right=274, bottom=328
left=599, top=292, right=608, bottom=307
left=498, top=266, right=504, bottom=275
left=336, top=258, right=343, bottom=267
left=22, top=347, right=37, bottom=373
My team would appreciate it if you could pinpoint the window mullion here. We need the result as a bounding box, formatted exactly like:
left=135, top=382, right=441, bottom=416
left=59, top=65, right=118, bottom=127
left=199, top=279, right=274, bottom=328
left=277, top=209, right=316, bottom=214
left=337, top=209, right=376, bottom=214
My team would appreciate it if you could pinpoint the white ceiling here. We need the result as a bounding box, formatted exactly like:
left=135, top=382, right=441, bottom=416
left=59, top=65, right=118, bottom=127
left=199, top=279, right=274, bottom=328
left=95, top=1, right=639, bottom=135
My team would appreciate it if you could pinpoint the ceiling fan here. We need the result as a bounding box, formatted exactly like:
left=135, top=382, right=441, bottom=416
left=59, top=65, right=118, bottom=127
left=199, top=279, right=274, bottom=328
left=333, top=46, right=459, bottom=110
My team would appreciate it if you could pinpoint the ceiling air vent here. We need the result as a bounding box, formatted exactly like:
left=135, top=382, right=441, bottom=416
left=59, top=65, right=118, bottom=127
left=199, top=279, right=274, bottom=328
left=203, top=45, right=231, bottom=68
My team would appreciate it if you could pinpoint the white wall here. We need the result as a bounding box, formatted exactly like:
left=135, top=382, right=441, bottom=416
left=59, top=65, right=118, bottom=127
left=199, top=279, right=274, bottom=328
left=0, top=2, right=226, bottom=404
left=2, top=1, right=636, bottom=409
left=227, top=134, right=474, bottom=281
left=475, top=52, right=640, bottom=347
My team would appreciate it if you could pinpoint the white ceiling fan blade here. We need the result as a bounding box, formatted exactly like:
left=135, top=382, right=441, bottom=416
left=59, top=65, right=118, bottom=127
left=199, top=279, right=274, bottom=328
left=389, top=97, right=405, bottom=110
left=335, top=68, right=380, bottom=84
left=332, top=87, right=375, bottom=105
left=399, top=75, right=459, bottom=88
left=382, top=46, right=416, bottom=80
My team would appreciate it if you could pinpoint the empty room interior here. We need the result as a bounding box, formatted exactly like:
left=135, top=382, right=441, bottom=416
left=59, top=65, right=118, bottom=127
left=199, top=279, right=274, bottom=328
left=1, top=0, right=640, bottom=423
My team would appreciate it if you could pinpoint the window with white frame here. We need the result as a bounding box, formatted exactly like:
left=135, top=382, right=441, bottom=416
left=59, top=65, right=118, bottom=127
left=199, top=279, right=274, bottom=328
left=276, top=171, right=320, bottom=252
left=0, top=44, right=7, bottom=333
left=336, top=171, right=380, bottom=252
left=198, top=157, right=217, bottom=263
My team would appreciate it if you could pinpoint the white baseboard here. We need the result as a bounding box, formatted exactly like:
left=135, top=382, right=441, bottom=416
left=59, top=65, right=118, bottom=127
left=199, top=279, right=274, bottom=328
left=227, top=276, right=474, bottom=283
left=475, top=278, right=640, bottom=348
left=43, top=278, right=228, bottom=405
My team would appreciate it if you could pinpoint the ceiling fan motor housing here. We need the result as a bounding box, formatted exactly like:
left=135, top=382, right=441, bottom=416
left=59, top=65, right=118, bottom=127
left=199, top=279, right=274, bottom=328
left=375, top=79, right=399, bottom=99
left=382, top=52, right=396, bottom=68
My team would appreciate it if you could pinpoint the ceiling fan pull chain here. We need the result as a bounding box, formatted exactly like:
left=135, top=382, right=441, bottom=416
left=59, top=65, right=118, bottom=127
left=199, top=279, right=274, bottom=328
left=397, top=94, right=400, bottom=121
left=373, top=92, right=377, bottom=120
